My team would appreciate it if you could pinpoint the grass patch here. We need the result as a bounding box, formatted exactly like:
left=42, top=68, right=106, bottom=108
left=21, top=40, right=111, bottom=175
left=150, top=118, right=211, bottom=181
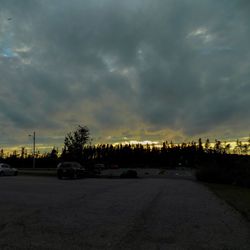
left=206, top=183, right=250, bottom=221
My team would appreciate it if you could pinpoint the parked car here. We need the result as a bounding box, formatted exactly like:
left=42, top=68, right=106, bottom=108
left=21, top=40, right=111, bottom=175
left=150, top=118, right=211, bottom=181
left=0, top=163, right=18, bottom=176
left=120, top=170, right=138, bottom=178
left=57, top=162, right=87, bottom=179
left=86, top=164, right=102, bottom=177
left=94, top=163, right=105, bottom=170
left=110, top=164, right=119, bottom=169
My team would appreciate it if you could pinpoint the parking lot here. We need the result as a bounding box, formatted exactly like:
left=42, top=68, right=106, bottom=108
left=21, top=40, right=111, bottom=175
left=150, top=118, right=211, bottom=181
left=1, top=174, right=250, bottom=249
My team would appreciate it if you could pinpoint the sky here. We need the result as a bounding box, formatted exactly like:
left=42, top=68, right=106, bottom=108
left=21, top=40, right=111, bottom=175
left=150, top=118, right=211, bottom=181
left=0, top=0, right=250, bottom=153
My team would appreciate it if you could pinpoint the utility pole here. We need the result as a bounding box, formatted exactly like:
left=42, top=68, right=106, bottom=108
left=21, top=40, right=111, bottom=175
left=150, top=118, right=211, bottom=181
left=29, top=131, right=36, bottom=168
left=33, top=131, right=36, bottom=168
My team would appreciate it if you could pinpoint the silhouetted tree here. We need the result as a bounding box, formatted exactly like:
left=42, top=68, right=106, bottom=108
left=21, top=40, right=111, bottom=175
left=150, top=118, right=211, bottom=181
left=224, top=143, right=231, bottom=154
left=63, top=125, right=90, bottom=161
left=0, top=149, right=4, bottom=158
left=50, top=147, right=58, bottom=159
left=204, top=139, right=210, bottom=152
left=214, top=140, right=224, bottom=154
left=21, top=147, right=25, bottom=158
left=198, top=138, right=203, bottom=152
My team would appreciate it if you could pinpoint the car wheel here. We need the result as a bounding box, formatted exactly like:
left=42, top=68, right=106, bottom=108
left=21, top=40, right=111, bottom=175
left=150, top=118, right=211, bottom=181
left=14, top=171, right=18, bottom=176
left=0, top=171, right=4, bottom=176
left=76, top=170, right=81, bottom=179
left=57, top=171, right=63, bottom=179
left=74, top=171, right=78, bottom=179
left=69, top=171, right=75, bottom=179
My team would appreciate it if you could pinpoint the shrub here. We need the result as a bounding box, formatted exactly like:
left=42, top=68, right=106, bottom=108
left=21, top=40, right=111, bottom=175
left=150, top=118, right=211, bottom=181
left=196, top=155, right=250, bottom=188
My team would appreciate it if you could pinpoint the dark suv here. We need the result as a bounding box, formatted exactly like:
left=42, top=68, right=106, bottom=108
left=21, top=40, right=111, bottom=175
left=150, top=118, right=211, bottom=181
left=57, top=162, right=87, bottom=179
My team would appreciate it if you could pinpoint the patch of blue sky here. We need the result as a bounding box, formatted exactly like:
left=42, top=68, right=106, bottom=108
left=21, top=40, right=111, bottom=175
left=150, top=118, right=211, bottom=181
left=1, top=47, right=17, bottom=58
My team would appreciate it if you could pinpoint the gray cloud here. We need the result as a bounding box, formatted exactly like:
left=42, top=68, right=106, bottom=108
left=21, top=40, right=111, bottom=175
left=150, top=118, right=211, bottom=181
left=0, top=0, right=250, bottom=148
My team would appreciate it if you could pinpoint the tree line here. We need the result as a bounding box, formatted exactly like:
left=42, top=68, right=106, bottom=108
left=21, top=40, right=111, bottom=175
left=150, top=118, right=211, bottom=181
left=1, top=126, right=250, bottom=170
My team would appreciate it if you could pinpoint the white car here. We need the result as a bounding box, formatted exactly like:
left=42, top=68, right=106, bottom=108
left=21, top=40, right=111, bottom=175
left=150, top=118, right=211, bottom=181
left=0, top=163, right=18, bottom=176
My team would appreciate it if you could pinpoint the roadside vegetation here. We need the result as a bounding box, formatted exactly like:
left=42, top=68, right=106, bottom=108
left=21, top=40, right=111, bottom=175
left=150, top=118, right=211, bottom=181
left=206, top=183, right=250, bottom=221
left=1, top=125, right=250, bottom=187
left=195, top=153, right=250, bottom=187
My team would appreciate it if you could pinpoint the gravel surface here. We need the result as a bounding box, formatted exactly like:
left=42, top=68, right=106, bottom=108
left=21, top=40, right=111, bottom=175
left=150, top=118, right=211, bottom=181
left=0, top=174, right=250, bottom=250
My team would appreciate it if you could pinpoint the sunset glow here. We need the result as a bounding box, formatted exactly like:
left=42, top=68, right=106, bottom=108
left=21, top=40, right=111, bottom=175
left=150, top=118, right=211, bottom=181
left=0, top=0, right=250, bottom=151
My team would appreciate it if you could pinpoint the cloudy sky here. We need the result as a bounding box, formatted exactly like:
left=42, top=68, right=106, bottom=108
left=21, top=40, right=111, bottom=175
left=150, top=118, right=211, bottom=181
left=0, top=0, right=250, bottom=152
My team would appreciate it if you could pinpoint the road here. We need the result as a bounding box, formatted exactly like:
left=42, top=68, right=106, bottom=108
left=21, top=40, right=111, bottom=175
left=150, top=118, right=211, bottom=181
left=0, top=174, right=250, bottom=250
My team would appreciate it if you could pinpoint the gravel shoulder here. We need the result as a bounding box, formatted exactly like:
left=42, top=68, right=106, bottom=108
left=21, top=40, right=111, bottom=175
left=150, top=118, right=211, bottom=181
left=0, top=175, right=250, bottom=250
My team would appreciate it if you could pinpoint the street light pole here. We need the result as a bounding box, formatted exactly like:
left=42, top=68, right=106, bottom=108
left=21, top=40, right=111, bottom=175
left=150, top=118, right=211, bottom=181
left=33, top=131, right=36, bottom=169
left=29, top=131, right=36, bottom=168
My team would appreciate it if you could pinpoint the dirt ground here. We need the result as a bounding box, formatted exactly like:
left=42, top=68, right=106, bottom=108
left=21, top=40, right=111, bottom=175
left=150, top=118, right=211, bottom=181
left=0, top=173, right=250, bottom=249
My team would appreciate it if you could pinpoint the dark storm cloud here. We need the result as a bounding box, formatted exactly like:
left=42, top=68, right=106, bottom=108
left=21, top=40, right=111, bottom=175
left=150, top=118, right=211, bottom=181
left=134, top=0, right=250, bottom=137
left=1, top=0, right=250, bottom=147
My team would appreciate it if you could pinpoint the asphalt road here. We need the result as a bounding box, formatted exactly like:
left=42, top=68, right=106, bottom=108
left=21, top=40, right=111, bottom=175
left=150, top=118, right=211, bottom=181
left=0, top=174, right=250, bottom=250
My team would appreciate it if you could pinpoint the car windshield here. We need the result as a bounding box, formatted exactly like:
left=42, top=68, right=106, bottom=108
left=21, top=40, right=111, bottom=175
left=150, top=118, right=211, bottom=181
left=60, top=163, right=81, bottom=168
left=60, top=163, right=73, bottom=168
